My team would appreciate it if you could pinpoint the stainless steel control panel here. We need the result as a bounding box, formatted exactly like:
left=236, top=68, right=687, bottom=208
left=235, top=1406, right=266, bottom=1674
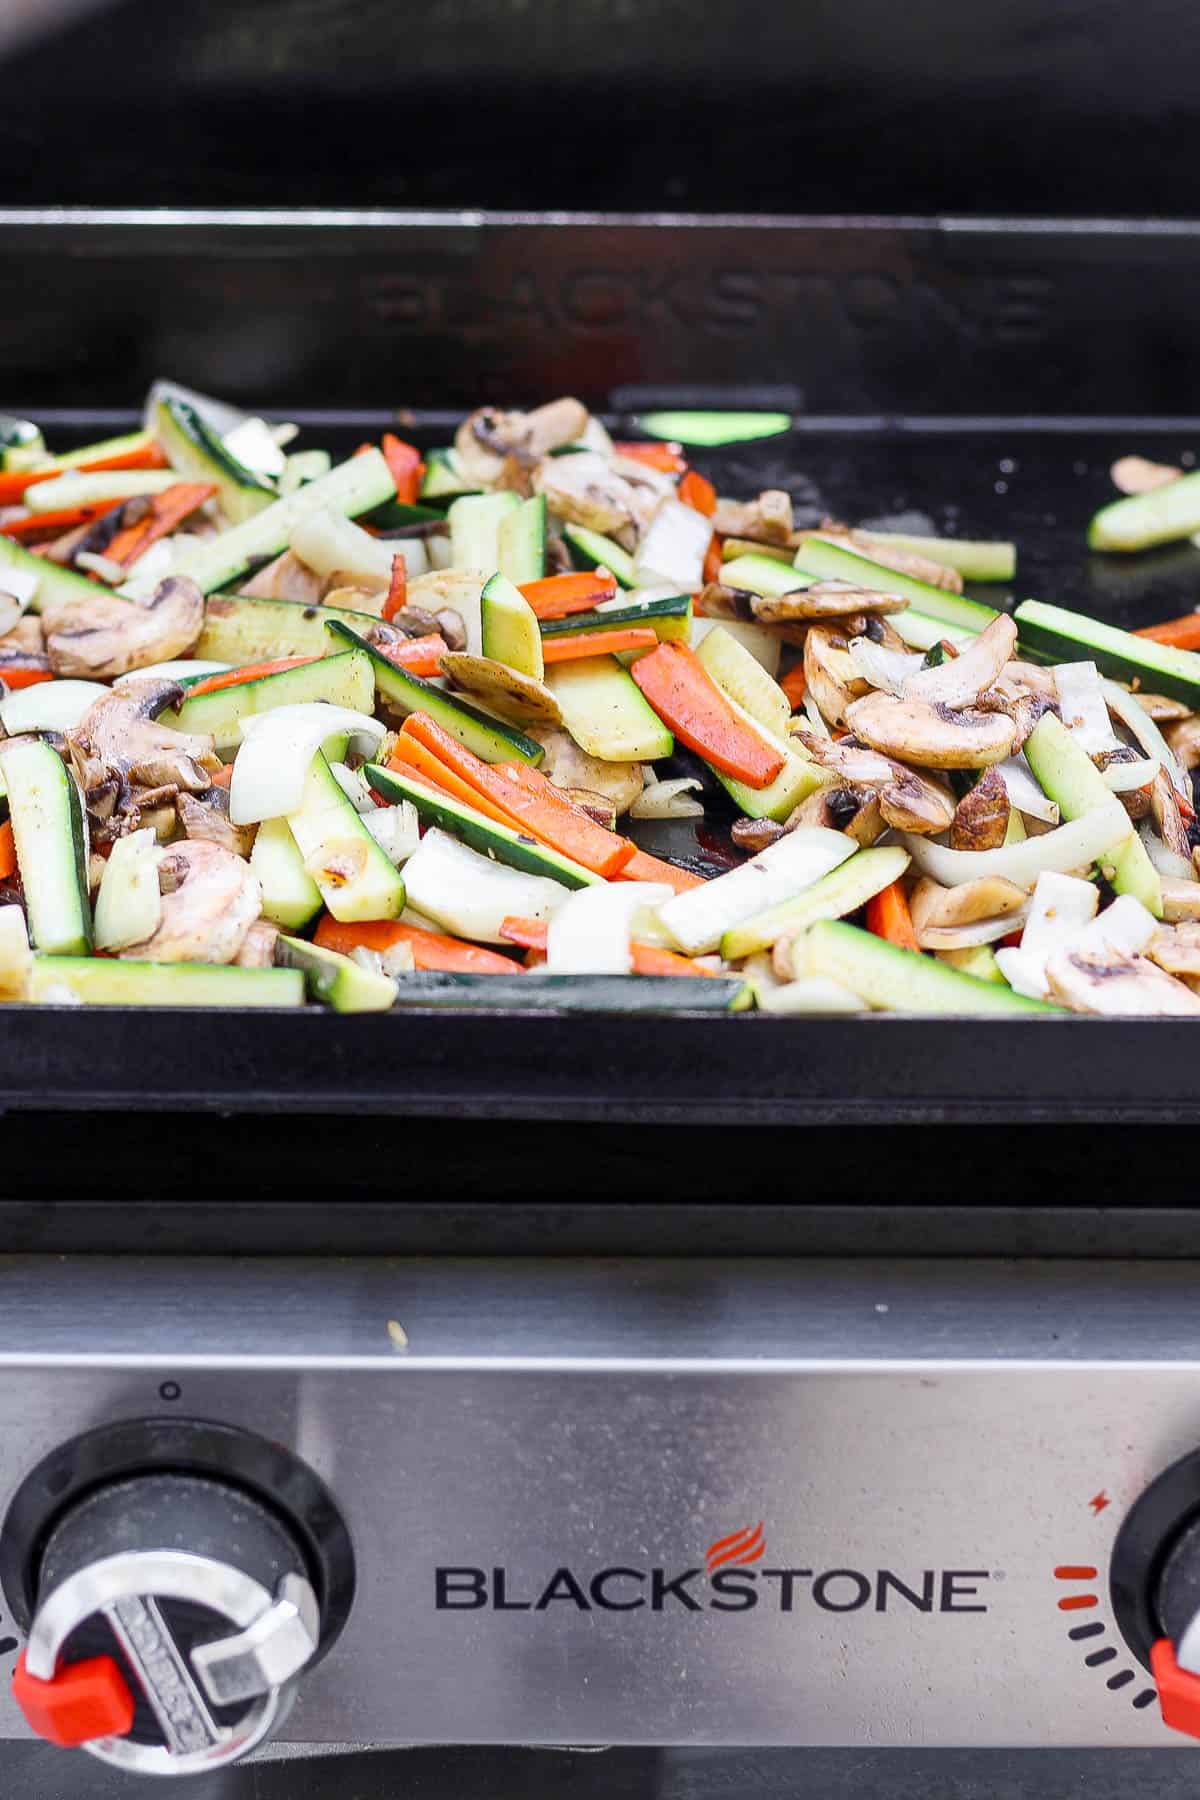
left=0, top=1256, right=1197, bottom=1751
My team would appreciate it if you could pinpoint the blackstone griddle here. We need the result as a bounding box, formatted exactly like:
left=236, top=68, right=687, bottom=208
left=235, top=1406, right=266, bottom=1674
left=3, top=213, right=1200, bottom=1798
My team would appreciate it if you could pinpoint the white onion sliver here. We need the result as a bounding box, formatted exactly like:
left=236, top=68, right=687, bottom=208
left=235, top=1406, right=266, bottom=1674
left=1138, top=820, right=1195, bottom=881
left=230, top=704, right=386, bottom=825
left=996, top=754, right=1060, bottom=825
left=919, top=907, right=1031, bottom=951
left=330, top=762, right=376, bottom=813
left=1101, top=754, right=1160, bottom=793
left=801, top=692, right=831, bottom=738
left=0, top=679, right=108, bottom=734
left=899, top=799, right=1132, bottom=890
left=365, top=802, right=420, bottom=865
left=1053, top=661, right=1120, bottom=754
left=629, top=778, right=704, bottom=820
left=1080, top=894, right=1159, bottom=958
left=547, top=881, right=674, bottom=975
left=758, top=976, right=867, bottom=1014
left=848, top=637, right=922, bottom=695
left=1102, top=678, right=1189, bottom=802
left=634, top=498, right=712, bottom=592
left=403, top=828, right=570, bottom=944
left=659, top=827, right=856, bottom=955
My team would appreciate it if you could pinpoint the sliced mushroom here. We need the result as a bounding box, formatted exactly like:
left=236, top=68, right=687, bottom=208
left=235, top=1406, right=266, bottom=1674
left=802, top=625, right=869, bottom=729
left=731, top=817, right=786, bottom=855
left=234, top=919, right=279, bottom=969
left=526, top=726, right=644, bottom=814
left=122, top=839, right=260, bottom=966
left=531, top=452, right=641, bottom=538
left=950, top=767, right=1011, bottom=851
left=558, top=788, right=617, bottom=829
left=1130, top=691, right=1192, bottom=723
left=1046, top=945, right=1200, bottom=1015
left=909, top=874, right=1028, bottom=949
left=998, top=659, right=1058, bottom=700
left=44, top=576, right=204, bottom=680
left=710, top=490, right=794, bottom=545
left=902, top=614, right=1018, bottom=710
left=454, top=399, right=589, bottom=486
left=1151, top=768, right=1192, bottom=860
left=177, top=787, right=256, bottom=859
left=1164, top=874, right=1200, bottom=921
left=973, top=688, right=1056, bottom=753
left=1100, top=746, right=1155, bottom=821
left=0, top=615, right=45, bottom=657
left=791, top=728, right=955, bottom=835
left=1147, top=921, right=1200, bottom=978
left=844, top=692, right=1017, bottom=769
left=68, top=680, right=216, bottom=800
left=1165, top=714, right=1200, bottom=771
left=240, top=549, right=326, bottom=606
left=751, top=582, right=908, bottom=625
left=438, top=653, right=562, bottom=725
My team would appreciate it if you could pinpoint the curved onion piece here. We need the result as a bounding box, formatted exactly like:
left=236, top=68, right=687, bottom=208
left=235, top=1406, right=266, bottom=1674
left=1102, top=678, right=1190, bottom=803
left=547, top=881, right=674, bottom=975
left=757, top=976, right=866, bottom=1014
left=0, top=679, right=108, bottom=734
left=899, top=798, right=1132, bottom=891
left=996, top=754, right=1059, bottom=825
left=1053, top=661, right=1119, bottom=755
left=1138, top=820, right=1195, bottom=881
left=629, top=777, right=704, bottom=820
left=848, top=637, right=922, bottom=695
left=229, top=703, right=386, bottom=825
left=1101, top=754, right=1160, bottom=793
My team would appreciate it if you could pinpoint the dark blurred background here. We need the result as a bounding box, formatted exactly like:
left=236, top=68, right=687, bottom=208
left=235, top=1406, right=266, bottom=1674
left=2, top=0, right=1199, bottom=215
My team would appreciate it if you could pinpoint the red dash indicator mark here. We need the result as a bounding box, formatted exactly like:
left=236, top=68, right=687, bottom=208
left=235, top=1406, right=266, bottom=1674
left=1089, top=1492, right=1111, bottom=1515
left=1058, top=1594, right=1100, bottom=1611
left=1055, top=1566, right=1099, bottom=1580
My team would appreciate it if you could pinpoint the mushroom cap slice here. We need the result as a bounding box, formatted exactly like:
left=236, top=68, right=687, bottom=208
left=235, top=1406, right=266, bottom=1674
left=949, top=767, right=1011, bottom=851
left=121, top=839, right=261, bottom=966
left=532, top=452, right=638, bottom=536
left=44, top=576, right=205, bottom=680
left=439, top=652, right=563, bottom=725
left=902, top=615, right=1018, bottom=710
left=751, top=582, right=909, bottom=624
left=1046, top=946, right=1200, bottom=1015
left=801, top=625, right=869, bottom=730
left=1147, top=922, right=1200, bottom=978
left=843, top=692, right=1017, bottom=769
left=792, top=727, right=955, bottom=835
left=526, top=726, right=643, bottom=815
left=69, top=680, right=216, bottom=795
left=910, top=874, right=1028, bottom=949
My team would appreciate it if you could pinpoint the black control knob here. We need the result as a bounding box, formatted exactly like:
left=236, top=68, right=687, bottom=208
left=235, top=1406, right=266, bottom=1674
left=1112, top=1449, right=1200, bottom=1736
left=0, top=1421, right=354, bottom=1777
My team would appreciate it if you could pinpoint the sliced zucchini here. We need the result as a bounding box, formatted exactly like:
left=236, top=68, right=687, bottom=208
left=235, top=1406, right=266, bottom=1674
left=800, top=920, right=1059, bottom=1014
left=636, top=411, right=791, bottom=447
left=544, top=654, right=674, bottom=761
left=1015, top=598, right=1200, bottom=710
left=690, top=615, right=783, bottom=676
left=497, top=493, right=547, bottom=583
left=1023, top=712, right=1162, bottom=917
left=197, top=594, right=381, bottom=665
left=28, top=957, right=304, bottom=1008
left=250, top=816, right=323, bottom=931
left=853, top=531, right=1016, bottom=583
left=286, top=752, right=407, bottom=924
left=480, top=572, right=544, bottom=679
left=172, top=447, right=395, bottom=595
left=0, top=535, right=111, bottom=616
left=791, top=539, right=999, bottom=636
left=419, top=448, right=478, bottom=503
left=540, top=594, right=692, bottom=642
left=563, top=525, right=637, bottom=589
left=24, top=469, right=181, bottom=513
left=711, top=692, right=830, bottom=822
left=366, top=762, right=598, bottom=889
left=3, top=739, right=91, bottom=955
left=721, top=845, right=911, bottom=960
left=448, top=492, right=520, bottom=570
left=325, top=619, right=543, bottom=765
left=1089, top=471, right=1200, bottom=551
left=276, top=934, right=397, bottom=1012
left=714, top=554, right=811, bottom=601
left=8, top=428, right=156, bottom=484
left=155, top=396, right=276, bottom=524
left=387, top=970, right=753, bottom=1011
left=170, top=649, right=375, bottom=752
left=695, top=624, right=790, bottom=735
left=0, top=413, right=45, bottom=471
left=937, top=943, right=1007, bottom=983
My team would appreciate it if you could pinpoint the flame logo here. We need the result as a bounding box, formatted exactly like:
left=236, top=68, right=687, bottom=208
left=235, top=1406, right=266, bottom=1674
left=704, top=1522, right=765, bottom=1573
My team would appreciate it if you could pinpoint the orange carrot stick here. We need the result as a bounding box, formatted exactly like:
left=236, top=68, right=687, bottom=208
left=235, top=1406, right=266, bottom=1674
left=630, top=642, right=785, bottom=787
left=612, top=441, right=687, bottom=473
left=678, top=469, right=717, bottom=517
left=208, top=763, right=235, bottom=789
left=518, top=571, right=618, bottom=619
left=781, top=663, right=808, bottom=709
left=0, top=668, right=54, bottom=690
left=0, top=503, right=119, bottom=540
left=866, top=879, right=919, bottom=952
left=387, top=733, right=527, bottom=831
left=615, top=848, right=706, bottom=893
left=1134, top=612, right=1200, bottom=648
left=702, top=535, right=724, bottom=586
left=541, top=626, right=657, bottom=663
left=381, top=434, right=424, bottom=505
left=0, top=820, right=16, bottom=881
left=383, top=632, right=449, bottom=678
left=314, top=914, right=520, bottom=974
left=105, top=481, right=217, bottom=566
left=401, top=713, right=636, bottom=878
left=499, top=915, right=718, bottom=976
left=0, top=438, right=167, bottom=507
left=381, top=551, right=407, bottom=622
left=184, top=655, right=320, bottom=698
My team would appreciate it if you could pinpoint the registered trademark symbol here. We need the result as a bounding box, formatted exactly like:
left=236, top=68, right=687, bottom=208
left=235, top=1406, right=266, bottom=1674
left=993, top=1570, right=1006, bottom=1581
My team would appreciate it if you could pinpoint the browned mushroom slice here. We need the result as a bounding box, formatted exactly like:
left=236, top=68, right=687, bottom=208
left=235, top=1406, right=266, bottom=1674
left=44, top=576, right=204, bottom=680
left=234, top=919, right=280, bottom=969
left=240, top=549, right=326, bottom=606
left=752, top=582, right=908, bottom=624
left=790, top=728, right=955, bottom=835
left=801, top=529, right=964, bottom=594
left=843, top=692, right=1017, bottom=769
left=1131, top=691, right=1193, bottom=723
left=909, top=874, right=1028, bottom=949
left=525, top=726, right=644, bottom=814
left=69, top=680, right=217, bottom=796
left=902, top=615, right=1018, bottom=710
left=1147, top=921, right=1200, bottom=978
left=801, top=625, right=869, bottom=729
left=1165, top=714, right=1200, bottom=771
left=122, top=839, right=260, bottom=966
left=177, top=788, right=256, bottom=859
left=710, top=490, right=795, bottom=546
left=1151, top=768, right=1193, bottom=860
left=732, top=817, right=788, bottom=854
left=949, top=767, right=1011, bottom=851
left=532, top=453, right=639, bottom=536
left=1046, top=945, right=1200, bottom=1015
left=1163, top=875, right=1200, bottom=922
left=439, top=653, right=563, bottom=725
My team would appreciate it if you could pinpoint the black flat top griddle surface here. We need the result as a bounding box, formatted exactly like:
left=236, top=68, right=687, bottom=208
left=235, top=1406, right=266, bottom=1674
left=9, top=418, right=1200, bottom=1127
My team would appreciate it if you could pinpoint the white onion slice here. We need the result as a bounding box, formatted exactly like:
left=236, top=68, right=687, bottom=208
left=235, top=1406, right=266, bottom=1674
left=899, top=799, right=1132, bottom=891
left=364, top=802, right=420, bottom=865
left=0, top=679, right=108, bottom=733
left=1138, top=820, right=1195, bottom=881
left=1053, top=661, right=1120, bottom=754
left=290, top=506, right=396, bottom=589
left=757, top=976, right=867, bottom=1014
left=402, top=828, right=570, bottom=944
left=1102, top=678, right=1189, bottom=802
left=93, top=828, right=163, bottom=952
left=629, top=777, right=704, bottom=820
left=658, top=827, right=856, bottom=955
left=801, top=692, right=831, bottom=738
left=0, top=565, right=39, bottom=610
left=1101, top=754, right=1160, bottom=793
left=690, top=615, right=783, bottom=676
left=634, top=498, right=712, bottom=591
left=230, top=704, right=386, bottom=825
left=848, top=637, right=923, bottom=695
left=1078, top=894, right=1160, bottom=958
left=330, top=762, right=376, bottom=813
left=917, top=906, right=1030, bottom=950
left=547, top=881, right=674, bottom=974
left=994, top=871, right=1099, bottom=997
left=996, top=754, right=1060, bottom=824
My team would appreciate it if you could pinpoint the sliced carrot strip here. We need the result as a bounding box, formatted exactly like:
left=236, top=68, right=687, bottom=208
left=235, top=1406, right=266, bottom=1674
left=105, top=480, right=217, bottom=566
left=630, top=642, right=785, bottom=787
left=678, top=470, right=717, bottom=517
left=499, top=915, right=718, bottom=976
left=0, top=820, right=16, bottom=881
left=542, top=627, right=658, bottom=663
left=615, top=848, right=706, bottom=893
left=382, top=434, right=425, bottom=505
left=387, top=732, right=526, bottom=831
left=184, top=655, right=320, bottom=698
left=781, top=663, right=808, bottom=709
left=383, top=632, right=449, bottom=678
left=613, top=441, right=687, bottom=473
left=702, top=534, right=724, bottom=586
left=314, top=914, right=520, bottom=974
left=866, top=879, right=919, bottom=952
left=402, top=713, right=636, bottom=878
left=518, top=571, right=618, bottom=619
left=1134, top=612, right=1200, bottom=648
left=0, top=668, right=54, bottom=690
left=208, top=763, right=235, bottom=789
left=0, top=439, right=167, bottom=507
left=381, top=551, right=407, bottom=623
left=0, top=503, right=119, bottom=540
